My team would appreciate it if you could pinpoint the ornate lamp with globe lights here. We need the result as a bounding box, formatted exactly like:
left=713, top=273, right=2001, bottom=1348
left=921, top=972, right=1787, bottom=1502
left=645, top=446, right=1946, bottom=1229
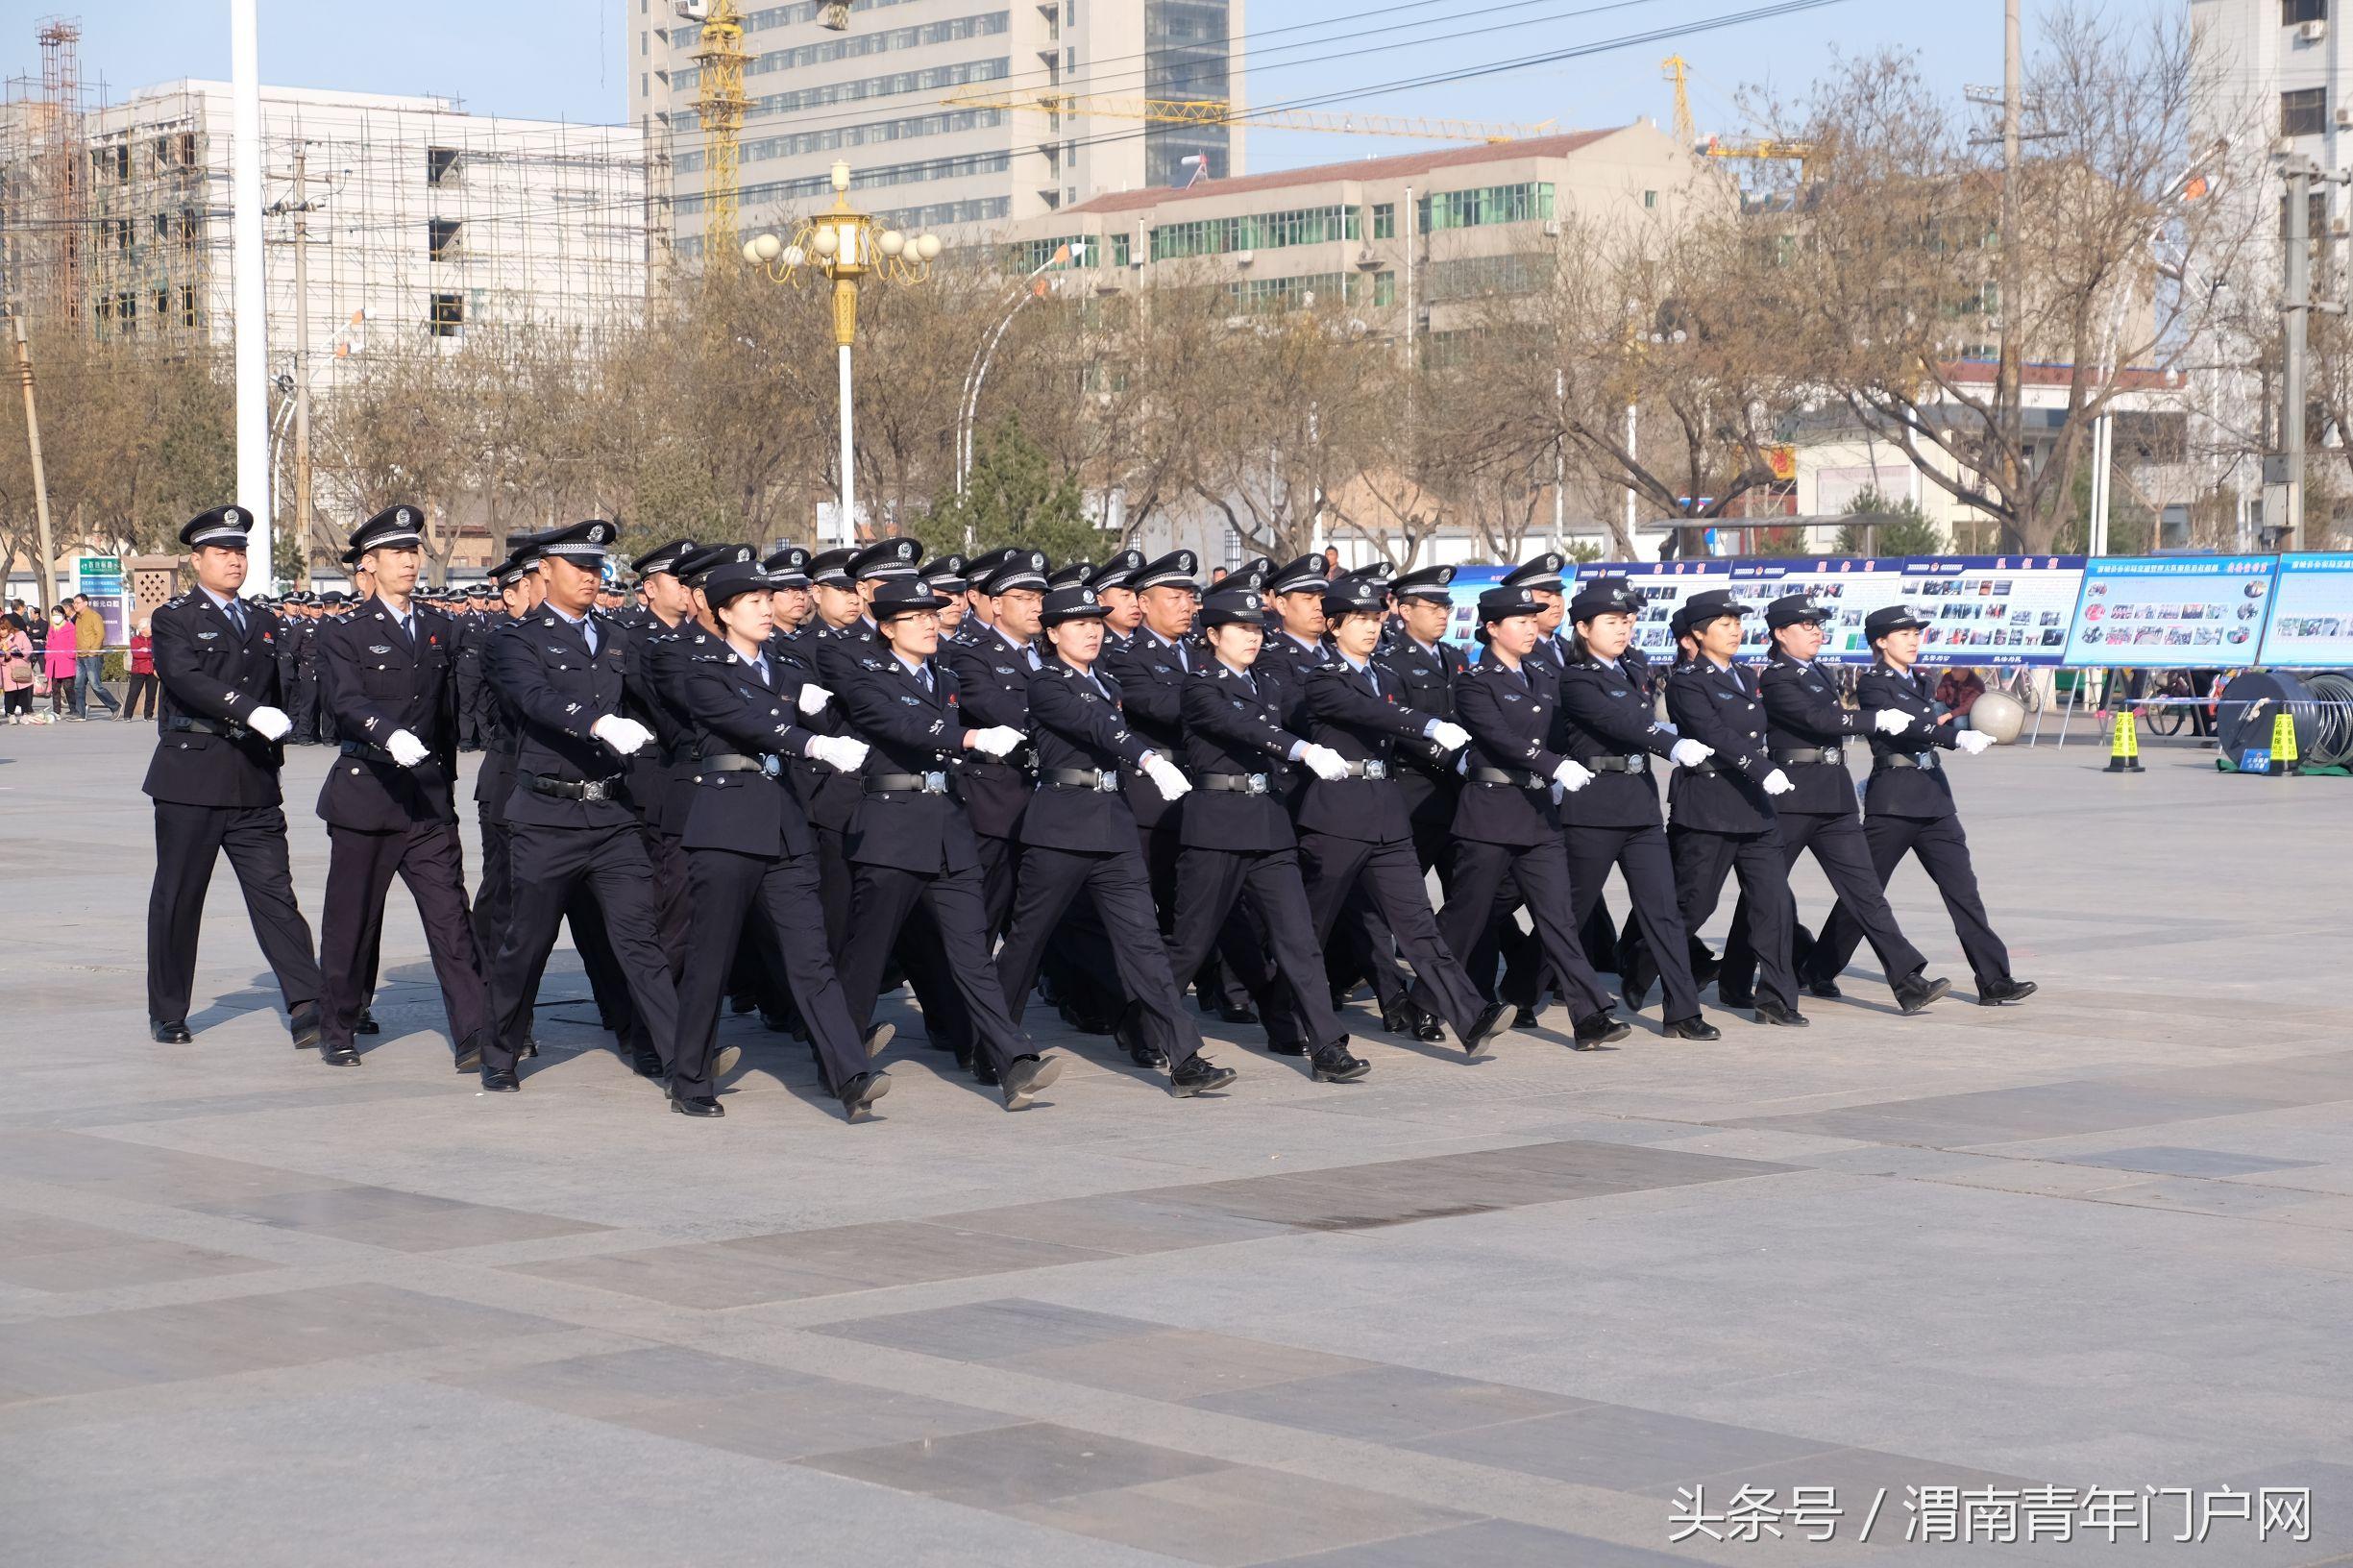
left=742, top=160, right=943, bottom=544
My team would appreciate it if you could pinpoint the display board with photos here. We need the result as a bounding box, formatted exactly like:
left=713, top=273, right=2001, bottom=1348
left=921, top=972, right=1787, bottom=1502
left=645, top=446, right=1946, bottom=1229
left=2060, top=555, right=2277, bottom=669
left=1722, top=558, right=1915, bottom=663
left=1892, top=555, right=2086, bottom=668
left=2255, top=553, right=2353, bottom=669
left=1567, top=559, right=1739, bottom=662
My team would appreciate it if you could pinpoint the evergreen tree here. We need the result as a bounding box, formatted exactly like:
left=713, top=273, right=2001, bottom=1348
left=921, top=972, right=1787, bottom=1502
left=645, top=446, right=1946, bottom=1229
left=925, top=414, right=1112, bottom=563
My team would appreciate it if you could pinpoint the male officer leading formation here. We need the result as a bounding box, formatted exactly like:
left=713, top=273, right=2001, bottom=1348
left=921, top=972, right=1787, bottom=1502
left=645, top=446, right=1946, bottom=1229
left=144, top=511, right=2035, bottom=1121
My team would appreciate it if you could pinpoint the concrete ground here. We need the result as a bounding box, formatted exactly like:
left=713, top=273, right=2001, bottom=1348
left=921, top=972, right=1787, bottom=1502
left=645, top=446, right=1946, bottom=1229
left=1, top=718, right=2347, bottom=1567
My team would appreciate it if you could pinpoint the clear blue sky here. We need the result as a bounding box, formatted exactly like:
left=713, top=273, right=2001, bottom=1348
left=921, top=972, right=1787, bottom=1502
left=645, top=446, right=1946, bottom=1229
left=2, top=0, right=2178, bottom=171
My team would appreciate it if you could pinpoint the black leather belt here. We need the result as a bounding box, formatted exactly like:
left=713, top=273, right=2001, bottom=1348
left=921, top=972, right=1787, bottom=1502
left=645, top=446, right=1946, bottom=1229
left=339, top=739, right=401, bottom=764
left=867, top=771, right=949, bottom=795
left=1587, top=754, right=1648, bottom=774
left=1877, top=751, right=1942, bottom=772
left=693, top=751, right=782, bottom=778
left=167, top=715, right=251, bottom=741
left=1773, top=746, right=1845, bottom=767
left=1341, top=759, right=1389, bottom=780
left=1199, top=772, right=1273, bottom=794
left=1042, top=768, right=1121, bottom=791
left=524, top=771, right=625, bottom=802
left=1467, top=766, right=1543, bottom=788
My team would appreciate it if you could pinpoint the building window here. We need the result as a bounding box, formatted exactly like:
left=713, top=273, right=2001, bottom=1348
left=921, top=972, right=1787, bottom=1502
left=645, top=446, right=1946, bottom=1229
left=1150, top=203, right=1360, bottom=261
left=1643, top=188, right=1658, bottom=209
left=180, top=284, right=199, bottom=327
left=429, top=292, right=465, bottom=337
left=1372, top=270, right=1395, bottom=308
left=1371, top=203, right=1394, bottom=239
left=2285, top=0, right=2327, bottom=24
left=2282, top=86, right=2328, bottom=137
left=1417, top=182, right=1556, bottom=233
left=428, top=146, right=463, bottom=187
left=429, top=218, right=463, bottom=260
left=1110, top=231, right=1130, bottom=266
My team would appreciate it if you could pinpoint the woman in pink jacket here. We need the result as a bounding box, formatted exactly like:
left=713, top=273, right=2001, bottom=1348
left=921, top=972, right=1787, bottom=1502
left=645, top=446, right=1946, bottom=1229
left=43, top=607, right=78, bottom=718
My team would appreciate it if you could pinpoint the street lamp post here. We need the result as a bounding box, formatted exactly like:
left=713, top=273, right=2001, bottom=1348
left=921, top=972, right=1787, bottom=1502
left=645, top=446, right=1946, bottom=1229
left=959, top=243, right=1079, bottom=498
left=743, top=160, right=941, bottom=545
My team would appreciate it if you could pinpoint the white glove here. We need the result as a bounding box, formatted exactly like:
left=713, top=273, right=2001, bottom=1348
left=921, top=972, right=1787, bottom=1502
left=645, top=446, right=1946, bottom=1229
left=1143, top=755, right=1192, bottom=800
left=1299, top=744, right=1349, bottom=782
left=1428, top=720, right=1472, bottom=753
left=806, top=734, right=869, bottom=772
left=1955, top=730, right=1996, bottom=755
left=1552, top=758, right=1594, bottom=794
left=1761, top=769, right=1795, bottom=796
left=1873, top=707, right=1914, bottom=736
left=247, top=705, right=291, bottom=741
left=1670, top=739, right=1714, bottom=769
left=591, top=714, right=651, bottom=756
left=797, top=683, right=831, bottom=716
left=968, top=724, right=1025, bottom=759
left=385, top=729, right=430, bottom=769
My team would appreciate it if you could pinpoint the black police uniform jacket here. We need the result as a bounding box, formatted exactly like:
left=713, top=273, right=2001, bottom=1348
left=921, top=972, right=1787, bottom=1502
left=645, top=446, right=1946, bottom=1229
left=834, top=646, right=979, bottom=874
left=1758, top=651, right=1917, bottom=818
left=641, top=618, right=724, bottom=839
left=1179, top=662, right=1306, bottom=853
left=1100, top=627, right=1198, bottom=829
left=1554, top=651, right=1679, bottom=830
left=1250, top=630, right=1330, bottom=734
left=1852, top=664, right=1966, bottom=821
left=943, top=625, right=1042, bottom=842
left=1019, top=657, right=1159, bottom=853
left=1377, top=633, right=1466, bottom=831
left=141, top=589, right=291, bottom=809
left=1663, top=658, right=1781, bottom=835
left=484, top=606, right=637, bottom=831
left=1297, top=656, right=1433, bottom=845
left=676, top=647, right=822, bottom=859
left=314, top=598, right=461, bottom=831
left=799, top=621, right=883, bottom=833
left=1450, top=653, right=1572, bottom=847
left=474, top=614, right=531, bottom=826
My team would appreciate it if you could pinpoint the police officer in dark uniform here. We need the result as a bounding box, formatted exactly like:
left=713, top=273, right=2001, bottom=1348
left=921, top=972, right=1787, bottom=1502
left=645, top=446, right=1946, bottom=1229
left=920, top=553, right=970, bottom=640
left=671, top=552, right=889, bottom=1117
left=830, top=577, right=1064, bottom=1110
left=479, top=519, right=682, bottom=1093
left=1096, top=552, right=1213, bottom=977
left=453, top=583, right=488, bottom=750
left=471, top=544, right=542, bottom=959
left=993, top=584, right=1238, bottom=1098
left=1807, top=605, right=2035, bottom=1006
left=1715, top=594, right=1951, bottom=1016
left=615, top=536, right=700, bottom=979
left=942, top=550, right=1050, bottom=940
left=142, top=505, right=324, bottom=1047
left=1092, top=549, right=1147, bottom=653
left=1662, top=590, right=1807, bottom=1026
left=1440, top=585, right=1630, bottom=1050
left=310, top=504, right=492, bottom=1069
left=275, top=592, right=313, bottom=744
left=1552, top=578, right=1720, bottom=1040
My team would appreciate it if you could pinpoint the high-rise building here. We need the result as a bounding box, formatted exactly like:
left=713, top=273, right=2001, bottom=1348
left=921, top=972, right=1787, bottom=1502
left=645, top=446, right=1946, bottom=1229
left=624, top=0, right=1245, bottom=265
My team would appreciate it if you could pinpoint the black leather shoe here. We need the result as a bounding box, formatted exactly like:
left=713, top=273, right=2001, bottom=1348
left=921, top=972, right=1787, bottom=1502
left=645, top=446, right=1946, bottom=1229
left=1001, top=1053, right=1063, bottom=1110
left=1803, top=977, right=1845, bottom=1000
left=970, top=1055, right=1000, bottom=1087
left=453, top=1034, right=482, bottom=1072
left=1977, top=977, right=2039, bottom=1005
left=355, top=1008, right=380, bottom=1036
left=1111, top=1002, right=1165, bottom=1069
left=1894, top=973, right=1950, bottom=1016
left=669, top=1089, right=724, bottom=1117
left=1128, top=1041, right=1168, bottom=1069
left=321, top=1039, right=361, bottom=1066
left=1618, top=980, right=1651, bottom=1013
left=728, top=994, right=757, bottom=1016
left=1262, top=1038, right=1309, bottom=1058
left=711, top=1045, right=741, bottom=1079
left=1511, top=1004, right=1543, bottom=1030
left=838, top=1070, right=891, bottom=1115
left=1691, top=951, right=1723, bottom=989
left=289, top=1004, right=322, bottom=1051
left=1716, top=983, right=1755, bottom=1010
left=1057, top=998, right=1116, bottom=1036
left=1215, top=1001, right=1260, bottom=1025
left=630, top=1045, right=666, bottom=1079
left=1754, top=998, right=1811, bottom=1028
left=863, top=1022, right=895, bottom=1058
left=481, top=1066, right=520, bottom=1091
left=1663, top=1015, right=1722, bottom=1041
left=1411, top=1006, right=1446, bottom=1043
left=1573, top=1012, right=1633, bottom=1049
left=1169, top=1053, right=1238, bottom=1097
left=1309, top=1041, right=1369, bottom=1083
left=1459, top=1003, right=1510, bottom=1057
left=759, top=1008, right=800, bottom=1036
left=520, top=1037, right=540, bottom=1061
left=1379, top=999, right=1421, bottom=1039
left=150, top=1018, right=193, bottom=1044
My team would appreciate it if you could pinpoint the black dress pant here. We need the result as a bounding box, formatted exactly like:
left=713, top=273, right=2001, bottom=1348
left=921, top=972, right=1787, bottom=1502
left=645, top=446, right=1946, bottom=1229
left=839, top=862, right=1026, bottom=1078
left=1298, top=831, right=1486, bottom=1039
left=647, top=825, right=691, bottom=981
left=317, top=821, right=490, bottom=1054
left=146, top=800, right=322, bottom=1025
left=1671, top=825, right=1799, bottom=1012
left=1167, top=845, right=1345, bottom=1052
left=1720, top=810, right=1926, bottom=995
left=976, top=830, right=1019, bottom=943
left=484, top=821, right=678, bottom=1073
left=675, top=846, right=870, bottom=1098
left=472, top=813, right=513, bottom=958
left=1810, top=812, right=2014, bottom=988
left=1564, top=823, right=1704, bottom=1023
left=1442, top=838, right=1613, bottom=1022
left=996, top=843, right=1206, bottom=1069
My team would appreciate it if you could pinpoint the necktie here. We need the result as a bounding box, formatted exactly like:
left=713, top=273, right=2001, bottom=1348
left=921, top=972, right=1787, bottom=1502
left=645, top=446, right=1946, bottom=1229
left=226, top=599, right=246, bottom=637
left=1361, top=662, right=1381, bottom=698
left=581, top=618, right=599, bottom=657
left=919, top=662, right=933, bottom=694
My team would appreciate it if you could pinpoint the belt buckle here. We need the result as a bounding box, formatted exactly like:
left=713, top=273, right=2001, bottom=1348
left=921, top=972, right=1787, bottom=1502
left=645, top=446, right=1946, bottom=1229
left=1627, top=754, right=1647, bottom=774
left=581, top=779, right=607, bottom=802
left=760, top=754, right=782, bottom=778
left=1364, top=759, right=1387, bottom=780
left=923, top=770, right=947, bottom=794
left=1246, top=773, right=1266, bottom=796
left=1097, top=771, right=1117, bottom=792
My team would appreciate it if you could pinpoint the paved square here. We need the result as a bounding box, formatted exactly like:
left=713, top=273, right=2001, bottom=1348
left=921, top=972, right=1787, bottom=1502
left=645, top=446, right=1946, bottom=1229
left=2, top=723, right=2347, bottom=1565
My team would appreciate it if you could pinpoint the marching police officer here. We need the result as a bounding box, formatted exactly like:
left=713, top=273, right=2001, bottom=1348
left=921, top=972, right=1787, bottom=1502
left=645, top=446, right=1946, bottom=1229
left=1091, top=549, right=1147, bottom=652
left=471, top=543, right=542, bottom=959
left=142, top=505, right=324, bottom=1048
left=941, top=550, right=1050, bottom=940
left=1715, top=594, right=1951, bottom=1016
left=310, top=504, right=492, bottom=1069
left=920, top=553, right=969, bottom=638
left=1807, top=605, right=2035, bottom=1006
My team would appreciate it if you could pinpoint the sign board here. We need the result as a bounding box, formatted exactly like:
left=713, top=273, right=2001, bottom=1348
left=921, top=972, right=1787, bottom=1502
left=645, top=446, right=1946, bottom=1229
left=2061, top=555, right=2275, bottom=669
left=1894, top=555, right=2084, bottom=668
left=2255, top=552, right=2353, bottom=668
left=74, top=554, right=127, bottom=647
left=1722, top=557, right=1914, bottom=664
left=1569, top=559, right=1734, bottom=663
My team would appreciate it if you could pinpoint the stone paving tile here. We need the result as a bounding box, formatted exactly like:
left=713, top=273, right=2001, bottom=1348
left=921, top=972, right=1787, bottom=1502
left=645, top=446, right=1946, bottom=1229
left=709, top=1218, right=1119, bottom=1286
left=184, top=1184, right=612, bottom=1252
left=998, top=1461, right=1480, bottom=1567
left=1260, top=1518, right=1703, bottom=1567
left=801, top=1420, right=1228, bottom=1507
left=809, top=1298, right=1170, bottom=1361
left=1403, top=1402, right=1845, bottom=1492
left=0, top=1237, right=280, bottom=1293
left=0, top=1130, right=351, bottom=1206
left=2053, top=1145, right=2324, bottom=1179
left=502, top=1242, right=878, bottom=1310
left=613, top=1379, right=1027, bottom=1462
left=1188, top=1364, right=1590, bottom=1443
left=993, top=1329, right=1379, bottom=1404
left=436, top=1344, right=819, bottom=1419
left=939, top=1194, right=1303, bottom=1254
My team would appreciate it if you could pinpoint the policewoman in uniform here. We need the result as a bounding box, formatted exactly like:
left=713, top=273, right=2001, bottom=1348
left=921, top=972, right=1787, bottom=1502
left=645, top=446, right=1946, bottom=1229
left=993, top=584, right=1239, bottom=1098
left=670, top=553, right=889, bottom=1117
left=831, top=576, right=1064, bottom=1110
left=1440, top=585, right=1630, bottom=1050
left=1807, top=605, right=2035, bottom=1006
left=479, top=519, right=682, bottom=1094
left=1715, top=594, right=1951, bottom=1016
left=142, top=505, right=324, bottom=1048
left=941, top=550, right=1050, bottom=940
left=1662, top=590, right=1807, bottom=1027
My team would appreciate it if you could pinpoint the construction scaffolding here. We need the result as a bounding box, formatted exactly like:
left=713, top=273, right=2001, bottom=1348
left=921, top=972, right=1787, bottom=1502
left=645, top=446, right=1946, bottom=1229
left=0, top=16, right=102, bottom=328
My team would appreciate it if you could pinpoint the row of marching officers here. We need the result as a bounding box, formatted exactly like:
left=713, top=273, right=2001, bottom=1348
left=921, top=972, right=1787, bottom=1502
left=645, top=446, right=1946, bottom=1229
left=141, top=507, right=2035, bottom=1124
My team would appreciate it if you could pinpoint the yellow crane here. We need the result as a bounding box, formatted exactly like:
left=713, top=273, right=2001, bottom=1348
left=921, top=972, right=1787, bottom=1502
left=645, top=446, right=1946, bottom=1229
left=941, top=87, right=1554, bottom=145
left=1661, top=54, right=1815, bottom=178
left=681, top=0, right=751, bottom=257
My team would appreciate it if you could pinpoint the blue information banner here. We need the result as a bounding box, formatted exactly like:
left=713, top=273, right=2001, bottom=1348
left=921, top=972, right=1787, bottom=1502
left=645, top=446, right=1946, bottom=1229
left=2256, top=553, right=2353, bottom=668
left=2062, top=555, right=2276, bottom=669
left=1894, top=555, right=2084, bottom=668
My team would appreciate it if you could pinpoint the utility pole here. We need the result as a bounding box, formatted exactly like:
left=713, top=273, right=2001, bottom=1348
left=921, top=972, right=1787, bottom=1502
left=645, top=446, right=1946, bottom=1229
left=1995, top=0, right=2023, bottom=548
left=10, top=314, right=58, bottom=617
left=2271, top=159, right=2349, bottom=551
left=291, top=144, right=314, bottom=584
